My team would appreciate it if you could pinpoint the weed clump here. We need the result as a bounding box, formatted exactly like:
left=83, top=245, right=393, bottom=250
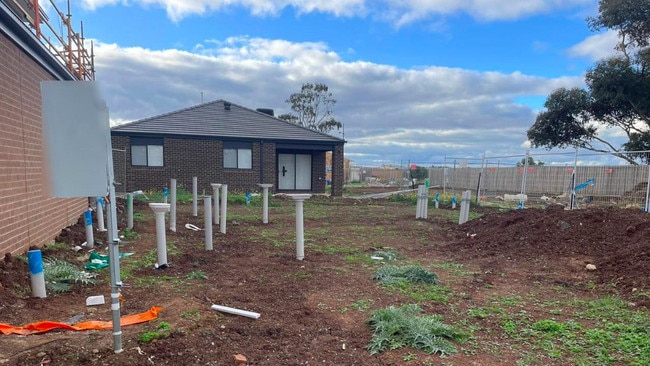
left=44, top=257, right=96, bottom=293
left=366, top=303, right=465, bottom=355
left=372, top=265, right=439, bottom=285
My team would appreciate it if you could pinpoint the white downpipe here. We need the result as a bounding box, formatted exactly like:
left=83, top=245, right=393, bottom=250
left=211, top=183, right=221, bottom=225
left=192, top=177, right=198, bottom=217
left=28, top=249, right=46, bottom=298
left=204, top=196, right=213, bottom=251
left=288, top=194, right=312, bottom=260
left=150, top=203, right=171, bottom=268
left=84, top=208, right=94, bottom=248
left=220, top=184, right=228, bottom=234
left=126, top=193, right=133, bottom=229
left=170, top=179, right=177, bottom=232
left=97, top=197, right=106, bottom=232
left=258, top=184, right=273, bottom=224
left=211, top=304, right=260, bottom=319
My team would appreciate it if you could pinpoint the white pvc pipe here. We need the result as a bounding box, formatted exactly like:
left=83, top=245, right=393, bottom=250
left=220, top=184, right=228, bottom=234
left=97, top=197, right=106, bottom=232
left=416, top=186, right=421, bottom=218
left=192, top=177, right=198, bottom=217
left=204, top=196, right=213, bottom=251
left=287, top=194, right=311, bottom=260
left=211, top=183, right=221, bottom=225
left=28, top=249, right=46, bottom=298
left=645, top=164, right=650, bottom=212
left=84, top=209, right=94, bottom=248
left=127, top=193, right=133, bottom=229
left=416, top=185, right=427, bottom=219
left=459, top=190, right=471, bottom=225
left=170, top=179, right=177, bottom=232
left=150, top=203, right=171, bottom=268
left=258, top=184, right=273, bottom=224
left=211, top=304, right=260, bottom=319
left=296, top=200, right=305, bottom=260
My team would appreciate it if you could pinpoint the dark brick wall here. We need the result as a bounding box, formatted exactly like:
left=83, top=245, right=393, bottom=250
left=260, top=141, right=276, bottom=190
left=112, top=135, right=342, bottom=196
left=312, top=151, right=327, bottom=193
left=112, top=135, right=283, bottom=194
left=331, top=144, right=344, bottom=196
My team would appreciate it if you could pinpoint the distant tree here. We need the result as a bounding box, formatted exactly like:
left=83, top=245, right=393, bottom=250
left=527, top=0, right=650, bottom=164
left=278, top=82, right=343, bottom=134
left=516, top=157, right=545, bottom=167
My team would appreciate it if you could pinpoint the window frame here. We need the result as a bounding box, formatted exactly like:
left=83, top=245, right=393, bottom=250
left=130, top=137, right=164, bottom=167
left=223, top=141, right=253, bottom=169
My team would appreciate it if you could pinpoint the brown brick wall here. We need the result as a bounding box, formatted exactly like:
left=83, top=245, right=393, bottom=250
left=112, top=136, right=280, bottom=194
left=0, top=33, right=87, bottom=255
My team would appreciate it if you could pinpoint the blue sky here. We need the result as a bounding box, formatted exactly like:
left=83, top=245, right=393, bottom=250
left=48, top=0, right=624, bottom=167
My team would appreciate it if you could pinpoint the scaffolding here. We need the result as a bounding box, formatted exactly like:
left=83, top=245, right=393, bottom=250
left=5, top=0, right=95, bottom=80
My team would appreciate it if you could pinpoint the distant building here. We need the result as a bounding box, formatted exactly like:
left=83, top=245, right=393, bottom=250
left=111, top=101, right=346, bottom=196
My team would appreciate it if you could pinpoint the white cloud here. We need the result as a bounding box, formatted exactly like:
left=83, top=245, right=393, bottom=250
left=568, top=30, right=620, bottom=61
left=95, top=37, right=583, bottom=165
left=80, top=0, right=595, bottom=24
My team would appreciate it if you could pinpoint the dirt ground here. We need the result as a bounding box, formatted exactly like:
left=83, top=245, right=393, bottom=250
left=0, top=188, right=648, bottom=365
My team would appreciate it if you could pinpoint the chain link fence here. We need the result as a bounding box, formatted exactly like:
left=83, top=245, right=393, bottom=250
left=350, top=150, right=650, bottom=210
left=429, top=150, right=650, bottom=210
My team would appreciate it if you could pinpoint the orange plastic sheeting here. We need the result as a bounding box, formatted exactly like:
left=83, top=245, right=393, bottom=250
left=0, top=306, right=162, bottom=336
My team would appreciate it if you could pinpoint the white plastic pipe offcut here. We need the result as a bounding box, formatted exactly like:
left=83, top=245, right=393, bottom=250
left=211, top=304, right=260, bottom=319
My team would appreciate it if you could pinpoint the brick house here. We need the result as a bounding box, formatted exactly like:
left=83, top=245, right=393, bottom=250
left=110, top=101, right=346, bottom=196
left=0, top=0, right=92, bottom=255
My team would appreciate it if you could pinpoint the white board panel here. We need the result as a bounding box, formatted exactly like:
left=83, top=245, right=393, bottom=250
left=296, top=154, right=312, bottom=190
left=278, top=153, right=295, bottom=190
left=41, top=81, right=109, bottom=198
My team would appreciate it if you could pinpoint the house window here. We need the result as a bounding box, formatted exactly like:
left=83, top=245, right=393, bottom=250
left=223, top=141, right=252, bottom=169
left=131, top=137, right=163, bottom=167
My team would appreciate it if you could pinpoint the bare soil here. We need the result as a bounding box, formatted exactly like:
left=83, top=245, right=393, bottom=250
left=0, top=189, right=648, bottom=365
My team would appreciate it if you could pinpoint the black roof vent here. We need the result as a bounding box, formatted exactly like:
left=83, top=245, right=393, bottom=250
left=256, top=108, right=274, bottom=116
left=224, top=102, right=231, bottom=110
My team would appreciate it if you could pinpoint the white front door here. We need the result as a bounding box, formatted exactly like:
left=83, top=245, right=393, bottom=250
left=278, top=153, right=312, bottom=190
